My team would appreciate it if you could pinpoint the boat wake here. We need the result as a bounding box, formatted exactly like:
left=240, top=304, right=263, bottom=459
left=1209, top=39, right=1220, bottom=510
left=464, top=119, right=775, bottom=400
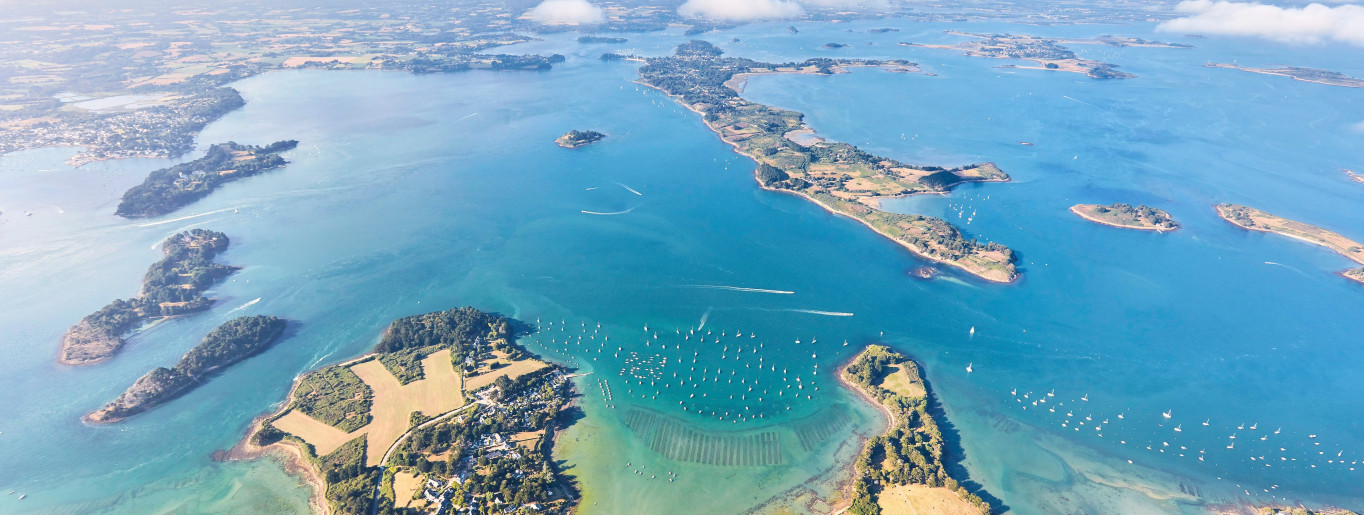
left=582, top=206, right=637, bottom=216
left=227, top=297, right=261, bottom=314
left=137, top=207, right=239, bottom=228
left=680, top=284, right=795, bottom=295
left=785, top=309, right=854, bottom=317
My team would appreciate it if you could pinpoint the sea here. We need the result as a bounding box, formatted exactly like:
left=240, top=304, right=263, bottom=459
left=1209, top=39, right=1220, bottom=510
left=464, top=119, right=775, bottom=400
left=1, top=18, right=1362, bottom=515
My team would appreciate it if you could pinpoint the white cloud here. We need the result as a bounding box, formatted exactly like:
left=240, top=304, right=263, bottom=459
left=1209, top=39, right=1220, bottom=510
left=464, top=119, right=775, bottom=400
left=526, top=0, right=605, bottom=25
left=678, top=0, right=805, bottom=20
left=1157, top=1, right=1364, bottom=46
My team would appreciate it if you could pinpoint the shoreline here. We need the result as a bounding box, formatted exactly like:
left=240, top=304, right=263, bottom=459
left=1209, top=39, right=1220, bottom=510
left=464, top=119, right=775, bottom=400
left=225, top=352, right=377, bottom=515
left=224, top=375, right=331, bottom=515
left=1069, top=205, right=1176, bottom=232
left=636, top=79, right=1017, bottom=284
left=723, top=62, right=920, bottom=95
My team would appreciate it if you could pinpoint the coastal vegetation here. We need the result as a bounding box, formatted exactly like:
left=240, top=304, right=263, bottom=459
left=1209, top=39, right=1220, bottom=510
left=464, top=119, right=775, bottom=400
left=86, top=315, right=286, bottom=423
left=116, top=140, right=298, bottom=218
left=59, top=229, right=238, bottom=365
left=637, top=40, right=1017, bottom=282
left=555, top=129, right=606, bottom=149
left=842, top=345, right=988, bottom=515
left=246, top=306, right=574, bottom=514
left=1216, top=204, right=1364, bottom=284
left=1071, top=203, right=1179, bottom=231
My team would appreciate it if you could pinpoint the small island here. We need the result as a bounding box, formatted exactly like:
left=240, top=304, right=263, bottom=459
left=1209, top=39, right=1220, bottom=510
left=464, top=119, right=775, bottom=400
left=1071, top=203, right=1179, bottom=231
left=577, top=36, right=627, bottom=44
left=237, top=306, right=578, bottom=514
left=1216, top=204, right=1364, bottom=284
left=555, top=129, right=605, bottom=148
left=1206, top=63, right=1364, bottom=88
left=116, top=139, right=299, bottom=218
left=85, top=315, right=286, bottom=424
left=840, top=345, right=990, bottom=514
left=902, top=32, right=1153, bottom=79
left=637, top=41, right=1018, bottom=283
left=59, top=229, right=239, bottom=365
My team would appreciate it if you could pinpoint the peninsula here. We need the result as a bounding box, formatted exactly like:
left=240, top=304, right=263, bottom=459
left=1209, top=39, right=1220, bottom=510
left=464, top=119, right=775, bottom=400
left=1216, top=204, right=1364, bottom=284
left=902, top=32, right=1144, bottom=79
left=555, top=129, right=606, bottom=148
left=238, top=307, right=578, bottom=514
left=840, top=345, right=989, bottom=515
left=1071, top=203, right=1179, bottom=231
left=1206, top=63, right=1364, bottom=88
left=59, top=229, right=238, bottom=365
left=116, top=140, right=298, bottom=218
left=86, top=315, right=286, bottom=424
left=637, top=41, right=1018, bottom=283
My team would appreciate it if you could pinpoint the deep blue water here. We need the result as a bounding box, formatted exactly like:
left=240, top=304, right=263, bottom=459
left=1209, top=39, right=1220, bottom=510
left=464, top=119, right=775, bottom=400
left=1, top=19, right=1362, bottom=515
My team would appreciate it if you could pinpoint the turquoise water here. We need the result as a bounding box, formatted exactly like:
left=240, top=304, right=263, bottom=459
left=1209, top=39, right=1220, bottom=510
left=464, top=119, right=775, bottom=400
left=2, top=19, right=1363, bottom=514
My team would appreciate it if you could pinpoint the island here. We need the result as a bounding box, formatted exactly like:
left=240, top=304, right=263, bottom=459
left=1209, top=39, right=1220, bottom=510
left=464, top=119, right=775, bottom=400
left=59, top=229, right=238, bottom=365
left=115, top=140, right=298, bottom=218
left=1216, top=204, right=1364, bottom=284
left=840, top=345, right=989, bottom=515
left=636, top=40, right=1018, bottom=282
left=1070, top=203, right=1179, bottom=231
left=85, top=315, right=286, bottom=424
left=235, top=306, right=578, bottom=514
left=555, top=129, right=606, bottom=149
left=901, top=32, right=1152, bottom=79
left=1206, top=63, right=1364, bottom=88
left=577, top=36, right=627, bottom=44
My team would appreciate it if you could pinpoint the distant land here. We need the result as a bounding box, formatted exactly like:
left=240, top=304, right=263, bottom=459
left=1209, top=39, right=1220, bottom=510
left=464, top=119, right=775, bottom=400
left=901, top=31, right=1186, bottom=79
left=1071, top=203, right=1179, bottom=231
left=637, top=41, right=1018, bottom=283
left=840, top=345, right=990, bottom=514
left=577, top=36, right=627, bottom=44
left=59, top=230, right=238, bottom=365
left=1206, top=63, right=1364, bottom=88
left=555, top=129, right=606, bottom=148
left=116, top=140, right=297, bottom=218
left=1216, top=204, right=1364, bottom=284
left=236, top=307, right=577, bottom=514
left=86, top=316, right=286, bottom=424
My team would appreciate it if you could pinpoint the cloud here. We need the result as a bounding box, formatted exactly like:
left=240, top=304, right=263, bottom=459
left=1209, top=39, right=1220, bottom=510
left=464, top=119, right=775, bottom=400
left=1157, top=1, right=1364, bottom=46
left=526, top=0, right=605, bottom=25
left=678, top=0, right=805, bottom=20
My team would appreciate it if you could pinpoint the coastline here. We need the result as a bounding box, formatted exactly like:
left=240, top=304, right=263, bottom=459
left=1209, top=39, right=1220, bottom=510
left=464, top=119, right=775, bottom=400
left=723, top=62, right=920, bottom=95
left=226, top=353, right=376, bottom=515
left=636, top=79, right=1017, bottom=284
left=1069, top=205, right=1176, bottom=232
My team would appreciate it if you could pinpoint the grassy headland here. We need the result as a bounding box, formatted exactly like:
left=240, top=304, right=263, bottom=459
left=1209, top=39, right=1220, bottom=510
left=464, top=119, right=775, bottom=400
left=59, top=229, right=238, bottom=365
left=116, top=140, right=298, bottom=218
left=242, top=307, right=576, bottom=514
left=636, top=41, right=1018, bottom=283
left=839, top=345, right=989, bottom=515
left=1071, top=203, right=1178, bottom=231
left=1216, top=204, right=1364, bottom=284
left=86, top=315, right=286, bottom=423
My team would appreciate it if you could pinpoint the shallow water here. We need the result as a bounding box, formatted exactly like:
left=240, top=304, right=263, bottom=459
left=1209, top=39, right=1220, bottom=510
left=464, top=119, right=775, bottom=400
left=1, top=19, right=1362, bottom=515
